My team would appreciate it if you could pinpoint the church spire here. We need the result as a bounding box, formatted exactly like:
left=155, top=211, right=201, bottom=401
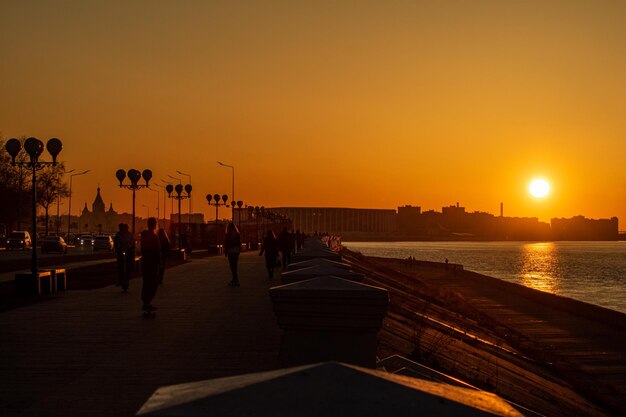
left=92, top=187, right=105, bottom=213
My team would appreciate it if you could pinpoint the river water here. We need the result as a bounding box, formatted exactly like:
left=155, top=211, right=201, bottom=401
left=343, top=241, right=626, bottom=313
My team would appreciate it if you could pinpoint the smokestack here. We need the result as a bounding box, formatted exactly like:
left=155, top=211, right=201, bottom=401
left=456, top=202, right=459, bottom=208
left=500, top=202, right=503, bottom=217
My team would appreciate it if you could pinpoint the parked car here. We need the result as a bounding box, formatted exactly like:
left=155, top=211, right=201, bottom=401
left=79, top=234, right=95, bottom=246
left=41, top=236, right=68, bottom=254
left=93, top=235, right=114, bottom=251
left=6, top=231, right=32, bottom=250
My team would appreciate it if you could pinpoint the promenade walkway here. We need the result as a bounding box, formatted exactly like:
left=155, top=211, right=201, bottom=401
left=0, top=251, right=282, bottom=417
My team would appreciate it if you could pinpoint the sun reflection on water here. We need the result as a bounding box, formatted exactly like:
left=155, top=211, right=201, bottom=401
left=519, top=242, right=560, bottom=294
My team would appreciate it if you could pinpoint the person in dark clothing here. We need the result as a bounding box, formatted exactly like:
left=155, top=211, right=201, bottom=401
left=180, top=233, right=192, bottom=258
left=140, top=218, right=161, bottom=312
left=295, top=230, right=303, bottom=252
left=113, top=223, right=135, bottom=292
left=277, top=227, right=293, bottom=269
left=157, top=228, right=171, bottom=285
left=224, top=222, right=241, bottom=286
left=259, top=230, right=279, bottom=278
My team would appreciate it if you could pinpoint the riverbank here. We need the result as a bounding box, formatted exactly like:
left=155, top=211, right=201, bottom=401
left=341, top=248, right=626, bottom=416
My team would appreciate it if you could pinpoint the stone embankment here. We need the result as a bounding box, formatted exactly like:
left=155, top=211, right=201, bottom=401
left=341, top=249, right=625, bottom=416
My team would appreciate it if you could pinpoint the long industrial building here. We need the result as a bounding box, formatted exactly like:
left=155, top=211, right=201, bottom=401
left=271, top=207, right=396, bottom=234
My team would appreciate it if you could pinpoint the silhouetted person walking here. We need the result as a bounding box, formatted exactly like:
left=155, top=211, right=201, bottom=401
left=114, top=223, right=134, bottom=292
left=295, top=229, right=303, bottom=252
left=278, top=227, right=293, bottom=268
left=157, top=228, right=171, bottom=285
left=141, top=218, right=161, bottom=312
left=259, top=229, right=279, bottom=278
left=224, top=223, right=241, bottom=286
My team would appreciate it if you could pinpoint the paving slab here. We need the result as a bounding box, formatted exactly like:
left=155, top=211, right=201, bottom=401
left=0, top=252, right=282, bottom=417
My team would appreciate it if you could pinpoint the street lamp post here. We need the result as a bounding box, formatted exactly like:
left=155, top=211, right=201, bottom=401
left=5, top=137, right=63, bottom=277
left=115, top=168, right=152, bottom=243
left=67, top=169, right=89, bottom=238
left=217, top=162, right=234, bottom=220
left=148, top=187, right=160, bottom=223
left=235, top=200, right=244, bottom=235
left=154, top=183, right=168, bottom=228
left=161, top=179, right=175, bottom=220
left=206, top=193, right=228, bottom=254
left=56, top=168, right=75, bottom=235
left=166, top=183, right=191, bottom=250
left=176, top=170, right=192, bottom=233
left=142, top=204, right=150, bottom=219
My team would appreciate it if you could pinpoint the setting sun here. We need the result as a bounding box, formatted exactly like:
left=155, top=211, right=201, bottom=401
left=529, top=179, right=550, bottom=198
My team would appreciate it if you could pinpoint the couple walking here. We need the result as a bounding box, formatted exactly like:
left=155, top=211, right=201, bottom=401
left=114, top=219, right=171, bottom=313
left=258, top=227, right=292, bottom=279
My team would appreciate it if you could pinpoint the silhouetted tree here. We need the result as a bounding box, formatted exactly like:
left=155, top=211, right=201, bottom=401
left=0, top=138, right=32, bottom=232
left=36, top=163, right=69, bottom=236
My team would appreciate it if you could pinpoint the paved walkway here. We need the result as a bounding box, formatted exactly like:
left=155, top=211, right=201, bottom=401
left=0, top=252, right=282, bottom=417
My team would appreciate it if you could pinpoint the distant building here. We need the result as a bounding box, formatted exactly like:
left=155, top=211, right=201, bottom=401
left=169, top=213, right=205, bottom=225
left=551, top=216, right=619, bottom=240
left=397, top=205, right=421, bottom=234
left=271, top=207, right=396, bottom=235
left=78, top=187, right=119, bottom=233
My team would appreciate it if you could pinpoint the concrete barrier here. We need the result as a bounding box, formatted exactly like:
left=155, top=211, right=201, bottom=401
left=270, top=276, right=389, bottom=368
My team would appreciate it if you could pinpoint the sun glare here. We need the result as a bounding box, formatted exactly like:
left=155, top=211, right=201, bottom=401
left=529, top=179, right=550, bottom=198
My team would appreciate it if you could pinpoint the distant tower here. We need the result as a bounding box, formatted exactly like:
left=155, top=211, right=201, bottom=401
left=500, top=202, right=503, bottom=217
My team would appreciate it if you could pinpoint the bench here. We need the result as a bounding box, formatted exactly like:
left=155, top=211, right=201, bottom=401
left=40, top=268, right=68, bottom=292
left=15, top=271, right=53, bottom=296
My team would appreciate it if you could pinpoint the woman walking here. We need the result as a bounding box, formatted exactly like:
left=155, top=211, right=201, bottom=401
left=224, top=223, right=241, bottom=286
left=157, top=228, right=171, bottom=285
left=259, top=229, right=279, bottom=279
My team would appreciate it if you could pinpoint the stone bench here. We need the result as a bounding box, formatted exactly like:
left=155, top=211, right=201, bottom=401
left=15, top=271, right=53, bottom=296
left=40, top=268, right=67, bottom=292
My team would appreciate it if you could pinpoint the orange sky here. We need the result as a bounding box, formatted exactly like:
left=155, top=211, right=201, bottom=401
left=1, top=1, right=625, bottom=226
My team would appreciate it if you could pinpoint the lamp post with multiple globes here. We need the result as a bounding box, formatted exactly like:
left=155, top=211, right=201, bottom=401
left=206, top=193, right=228, bottom=253
left=115, top=168, right=152, bottom=244
left=5, top=137, right=63, bottom=277
left=166, top=183, right=192, bottom=250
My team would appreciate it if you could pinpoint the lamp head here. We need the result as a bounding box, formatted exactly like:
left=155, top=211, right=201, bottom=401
left=128, top=169, right=141, bottom=186
left=142, top=169, right=152, bottom=186
left=5, top=138, right=22, bottom=165
left=184, top=184, right=192, bottom=195
left=206, top=194, right=212, bottom=203
left=175, top=184, right=183, bottom=196
left=24, top=137, right=44, bottom=162
left=46, top=138, right=62, bottom=165
left=115, top=169, right=127, bottom=186
left=237, top=200, right=243, bottom=208
left=213, top=194, right=221, bottom=203
left=166, top=184, right=174, bottom=195
left=221, top=195, right=228, bottom=205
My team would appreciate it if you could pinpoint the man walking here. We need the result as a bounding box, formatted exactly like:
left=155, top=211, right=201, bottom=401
left=113, top=223, right=134, bottom=291
left=141, top=218, right=161, bottom=313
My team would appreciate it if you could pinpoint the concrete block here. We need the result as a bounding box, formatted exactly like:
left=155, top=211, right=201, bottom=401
left=281, top=265, right=364, bottom=283
left=286, top=258, right=352, bottom=271
left=270, top=276, right=388, bottom=368
left=137, top=362, right=522, bottom=417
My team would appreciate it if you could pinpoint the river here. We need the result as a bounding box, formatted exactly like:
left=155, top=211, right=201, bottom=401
left=343, top=241, right=626, bottom=313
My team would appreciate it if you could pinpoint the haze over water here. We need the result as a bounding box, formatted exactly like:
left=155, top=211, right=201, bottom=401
left=344, top=241, right=626, bottom=313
